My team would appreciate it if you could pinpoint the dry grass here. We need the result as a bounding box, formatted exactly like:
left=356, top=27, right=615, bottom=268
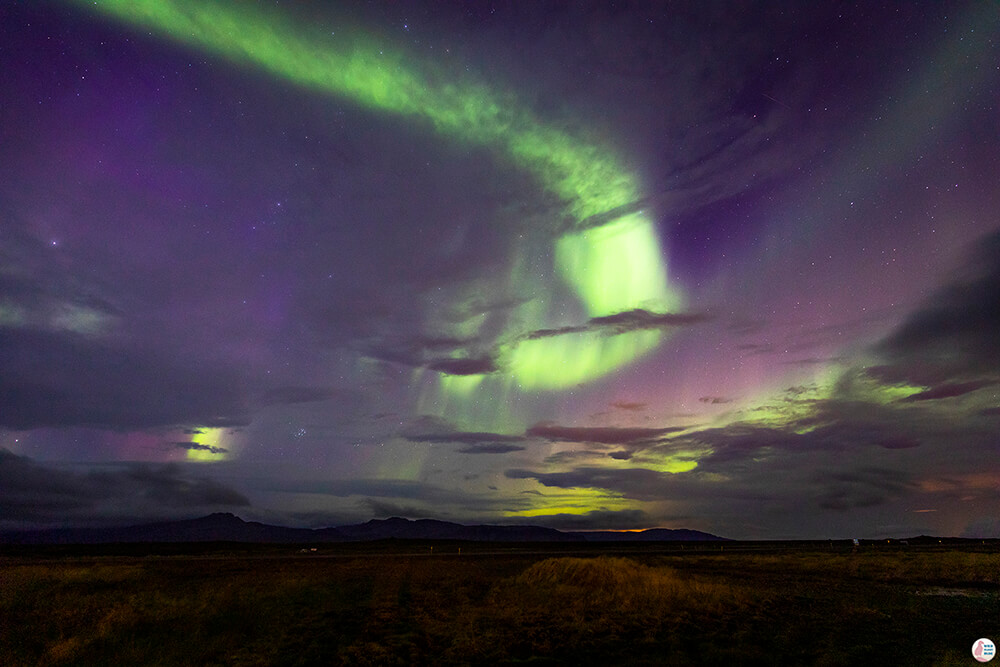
left=680, top=550, right=1000, bottom=585
left=1, top=547, right=996, bottom=665
left=507, top=555, right=744, bottom=617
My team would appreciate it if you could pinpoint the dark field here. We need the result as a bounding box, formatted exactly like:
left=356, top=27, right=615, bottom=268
left=2, top=542, right=997, bottom=665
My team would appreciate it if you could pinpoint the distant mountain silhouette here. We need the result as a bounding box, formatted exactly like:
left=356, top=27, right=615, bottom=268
left=336, top=517, right=582, bottom=542
left=0, top=513, right=341, bottom=545
left=0, top=513, right=729, bottom=545
left=571, top=528, right=730, bottom=542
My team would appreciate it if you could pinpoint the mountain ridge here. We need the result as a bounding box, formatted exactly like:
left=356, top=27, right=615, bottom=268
left=0, top=512, right=730, bottom=544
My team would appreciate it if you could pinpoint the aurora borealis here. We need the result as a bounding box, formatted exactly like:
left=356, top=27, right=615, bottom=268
left=2, top=1, right=999, bottom=539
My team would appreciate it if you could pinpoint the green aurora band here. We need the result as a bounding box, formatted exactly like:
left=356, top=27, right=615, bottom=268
left=77, top=0, right=681, bottom=396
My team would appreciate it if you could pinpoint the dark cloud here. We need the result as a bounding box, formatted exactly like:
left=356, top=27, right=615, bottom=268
left=877, top=231, right=1000, bottom=383
left=526, top=308, right=708, bottom=340
left=457, top=443, right=526, bottom=454
left=171, top=441, right=229, bottom=455
left=543, top=450, right=608, bottom=464
left=0, top=329, right=249, bottom=430
left=661, top=424, right=804, bottom=467
left=611, top=401, right=646, bottom=411
left=668, top=401, right=931, bottom=469
left=812, top=467, right=914, bottom=511
left=897, top=379, right=997, bottom=403
left=426, top=355, right=498, bottom=375
left=361, top=498, right=439, bottom=519
left=876, top=436, right=921, bottom=450
left=0, top=449, right=249, bottom=527
left=526, top=423, right=685, bottom=445
left=699, top=396, right=733, bottom=405
left=401, top=416, right=527, bottom=447
left=524, top=325, right=589, bottom=340
left=269, top=477, right=454, bottom=500
left=262, top=477, right=516, bottom=514
left=591, top=309, right=710, bottom=333
left=362, top=334, right=499, bottom=376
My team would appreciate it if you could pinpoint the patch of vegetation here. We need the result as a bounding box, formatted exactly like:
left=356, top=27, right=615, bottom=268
left=0, top=546, right=996, bottom=665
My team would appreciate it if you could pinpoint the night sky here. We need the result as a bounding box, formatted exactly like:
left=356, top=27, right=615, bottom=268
left=2, top=1, right=999, bottom=539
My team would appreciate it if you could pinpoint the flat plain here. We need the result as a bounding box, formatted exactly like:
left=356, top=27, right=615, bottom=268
left=1, top=541, right=997, bottom=665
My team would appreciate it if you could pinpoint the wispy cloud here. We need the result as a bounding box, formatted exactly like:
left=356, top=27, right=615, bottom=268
left=526, top=309, right=709, bottom=340
left=171, top=441, right=229, bottom=455
left=527, top=423, right=685, bottom=446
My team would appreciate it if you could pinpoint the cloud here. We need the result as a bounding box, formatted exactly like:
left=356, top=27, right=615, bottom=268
left=372, top=307, right=707, bottom=380
left=526, top=308, right=708, bottom=340
left=362, top=333, right=500, bottom=376
left=0, top=449, right=249, bottom=527
left=896, top=379, right=997, bottom=402
left=812, top=467, right=914, bottom=511
left=663, top=398, right=935, bottom=470
left=611, top=401, right=646, bottom=411
left=361, top=498, right=439, bottom=519
left=875, top=436, right=921, bottom=450
left=171, top=441, right=229, bottom=455
left=699, top=396, right=733, bottom=405
left=262, top=477, right=519, bottom=514
left=426, top=355, right=498, bottom=375
left=526, top=422, right=685, bottom=446
left=876, top=230, right=1000, bottom=383
left=401, top=415, right=527, bottom=447
left=506, top=466, right=676, bottom=501
left=590, top=309, right=710, bottom=334
left=543, top=450, right=608, bottom=464
left=457, top=443, right=526, bottom=454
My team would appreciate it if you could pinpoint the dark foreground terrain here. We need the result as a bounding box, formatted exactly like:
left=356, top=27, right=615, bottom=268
left=1, top=542, right=997, bottom=665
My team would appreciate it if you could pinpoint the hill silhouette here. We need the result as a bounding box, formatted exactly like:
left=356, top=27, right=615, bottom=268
left=0, top=513, right=729, bottom=544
